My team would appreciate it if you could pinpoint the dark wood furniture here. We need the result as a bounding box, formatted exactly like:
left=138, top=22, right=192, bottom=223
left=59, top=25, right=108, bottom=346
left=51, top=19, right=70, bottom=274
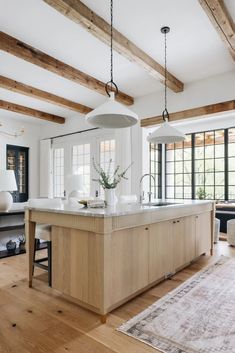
left=33, top=239, right=52, bottom=286
left=0, top=210, right=46, bottom=259
left=7, top=145, right=29, bottom=202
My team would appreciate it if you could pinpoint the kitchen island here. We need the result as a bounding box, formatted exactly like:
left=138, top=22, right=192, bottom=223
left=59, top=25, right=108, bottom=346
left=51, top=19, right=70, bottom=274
left=25, top=200, right=215, bottom=323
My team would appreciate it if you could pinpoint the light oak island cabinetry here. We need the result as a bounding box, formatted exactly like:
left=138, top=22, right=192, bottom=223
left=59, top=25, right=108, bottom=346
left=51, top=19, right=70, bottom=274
left=26, top=200, right=214, bottom=322
left=149, top=211, right=212, bottom=281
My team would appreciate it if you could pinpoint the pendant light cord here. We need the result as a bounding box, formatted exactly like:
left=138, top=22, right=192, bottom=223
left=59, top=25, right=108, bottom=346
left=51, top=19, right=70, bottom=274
left=105, top=0, right=119, bottom=97
left=110, top=0, right=113, bottom=84
left=162, top=27, right=169, bottom=122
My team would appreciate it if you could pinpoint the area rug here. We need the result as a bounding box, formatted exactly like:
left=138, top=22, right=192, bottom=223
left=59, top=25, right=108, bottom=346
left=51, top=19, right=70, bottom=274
left=118, top=256, right=235, bottom=353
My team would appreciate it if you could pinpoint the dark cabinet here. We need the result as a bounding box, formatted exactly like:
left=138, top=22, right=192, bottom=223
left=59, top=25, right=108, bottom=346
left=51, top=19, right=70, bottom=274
left=7, top=145, right=29, bottom=202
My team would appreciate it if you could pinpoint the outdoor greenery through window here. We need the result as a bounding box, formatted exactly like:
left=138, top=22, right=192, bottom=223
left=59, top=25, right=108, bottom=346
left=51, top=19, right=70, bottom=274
left=164, top=128, right=235, bottom=201
left=150, top=143, right=162, bottom=199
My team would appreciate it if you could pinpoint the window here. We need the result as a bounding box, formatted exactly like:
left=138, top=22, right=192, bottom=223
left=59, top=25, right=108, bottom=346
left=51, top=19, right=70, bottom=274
left=100, top=139, right=115, bottom=172
left=99, top=139, right=115, bottom=197
left=166, top=135, right=192, bottom=199
left=194, top=130, right=225, bottom=200
left=149, top=143, right=162, bottom=198
left=72, top=144, right=91, bottom=197
left=228, top=128, right=235, bottom=200
left=164, top=128, right=230, bottom=201
left=53, top=148, right=64, bottom=197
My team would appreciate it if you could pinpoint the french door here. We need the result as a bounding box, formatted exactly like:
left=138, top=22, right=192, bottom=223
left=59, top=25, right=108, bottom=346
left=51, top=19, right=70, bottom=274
left=6, top=145, right=29, bottom=202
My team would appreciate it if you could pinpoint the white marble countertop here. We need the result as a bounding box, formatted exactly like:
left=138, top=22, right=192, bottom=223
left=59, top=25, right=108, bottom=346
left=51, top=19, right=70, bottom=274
left=25, top=199, right=214, bottom=218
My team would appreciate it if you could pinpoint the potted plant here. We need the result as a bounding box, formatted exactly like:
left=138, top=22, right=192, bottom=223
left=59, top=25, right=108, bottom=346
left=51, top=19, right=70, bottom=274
left=196, top=187, right=208, bottom=200
left=93, top=158, right=132, bottom=206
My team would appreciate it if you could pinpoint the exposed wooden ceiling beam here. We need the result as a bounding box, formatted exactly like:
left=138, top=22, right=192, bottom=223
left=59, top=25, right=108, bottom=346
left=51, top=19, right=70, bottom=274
left=43, top=0, right=184, bottom=93
left=141, top=100, right=235, bottom=127
left=199, top=0, right=235, bottom=60
left=0, top=75, right=92, bottom=114
left=0, top=31, right=133, bottom=106
left=0, top=99, right=65, bottom=124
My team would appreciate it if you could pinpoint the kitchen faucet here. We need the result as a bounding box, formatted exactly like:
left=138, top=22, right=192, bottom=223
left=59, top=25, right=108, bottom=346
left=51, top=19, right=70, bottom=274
left=139, top=174, right=156, bottom=203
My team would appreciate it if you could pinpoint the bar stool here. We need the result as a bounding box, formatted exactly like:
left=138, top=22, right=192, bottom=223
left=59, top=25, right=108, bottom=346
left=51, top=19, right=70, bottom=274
left=227, top=219, right=235, bottom=246
left=33, top=224, right=52, bottom=286
left=28, top=198, right=62, bottom=287
left=214, top=218, right=220, bottom=243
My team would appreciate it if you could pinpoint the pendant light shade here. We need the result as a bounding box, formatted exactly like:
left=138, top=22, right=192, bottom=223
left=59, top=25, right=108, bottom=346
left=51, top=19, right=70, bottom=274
left=147, top=121, right=186, bottom=144
left=86, top=92, right=138, bottom=129
left=85, top=0, right=138, bottom=129
left=147, top=26, right=185, bottom=144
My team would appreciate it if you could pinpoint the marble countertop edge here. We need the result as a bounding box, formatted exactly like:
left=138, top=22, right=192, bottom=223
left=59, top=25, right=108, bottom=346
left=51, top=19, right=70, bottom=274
left=24, top=200, right=214, bottom=218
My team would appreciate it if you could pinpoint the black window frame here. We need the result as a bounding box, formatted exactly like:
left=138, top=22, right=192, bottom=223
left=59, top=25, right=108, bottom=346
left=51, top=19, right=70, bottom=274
left=165, top=135, right=193, bottom=200
left=149, top=143, right=162, bottom=199
left=163, top=127, right=235, bottom=201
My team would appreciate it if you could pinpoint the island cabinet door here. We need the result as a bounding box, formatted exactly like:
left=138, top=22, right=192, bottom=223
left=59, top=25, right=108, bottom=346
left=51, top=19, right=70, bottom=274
left=172, top=216, right=196, bottom=271
left=52, top=226, right=103, bottom=310
left=149, top=220, right=174, bottom=283
left=195, top=212, right=212, bottom=257
left=105, top=225, right=149, bottom=307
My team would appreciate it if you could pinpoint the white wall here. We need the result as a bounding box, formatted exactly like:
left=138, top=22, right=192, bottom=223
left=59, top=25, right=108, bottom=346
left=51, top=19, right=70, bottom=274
left=0, top=116, right=42, bottom=198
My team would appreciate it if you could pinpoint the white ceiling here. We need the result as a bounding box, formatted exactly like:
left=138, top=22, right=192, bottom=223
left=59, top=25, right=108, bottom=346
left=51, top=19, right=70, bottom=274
left=0, top=0, right=234, bottom=125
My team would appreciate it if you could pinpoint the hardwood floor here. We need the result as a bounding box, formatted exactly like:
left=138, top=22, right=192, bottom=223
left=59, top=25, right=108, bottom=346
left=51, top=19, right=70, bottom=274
left=0, top=241, right=234, bottom=353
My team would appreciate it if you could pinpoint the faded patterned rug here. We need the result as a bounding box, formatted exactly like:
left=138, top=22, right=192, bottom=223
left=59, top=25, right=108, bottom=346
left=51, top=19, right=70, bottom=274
left=118, top=256, right=235, bottom=353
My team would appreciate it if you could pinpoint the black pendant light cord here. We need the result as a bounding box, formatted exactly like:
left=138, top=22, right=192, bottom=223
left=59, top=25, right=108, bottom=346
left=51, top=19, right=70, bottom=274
left=110, top=0, right=113, bottom=84
left=105, top=0, right=119, bottom=97
left=161, top=26, right=170, bottom=122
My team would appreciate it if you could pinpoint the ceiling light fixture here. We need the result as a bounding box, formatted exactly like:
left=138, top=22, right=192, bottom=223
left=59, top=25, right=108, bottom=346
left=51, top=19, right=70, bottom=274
left=0, top=122, right=25, bottom=138
left=147, top=27, right=185, bottom=144
left=86, top=0, right=138, bottom=129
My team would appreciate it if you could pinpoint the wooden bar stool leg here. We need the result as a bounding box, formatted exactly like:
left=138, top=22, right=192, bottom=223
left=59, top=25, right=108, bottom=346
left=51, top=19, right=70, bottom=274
left=32, top=239, right=37, bottom=276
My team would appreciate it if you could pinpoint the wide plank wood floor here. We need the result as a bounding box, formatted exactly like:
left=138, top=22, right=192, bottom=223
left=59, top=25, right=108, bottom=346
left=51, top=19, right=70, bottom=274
left=0, top=241, right=234, bottom=353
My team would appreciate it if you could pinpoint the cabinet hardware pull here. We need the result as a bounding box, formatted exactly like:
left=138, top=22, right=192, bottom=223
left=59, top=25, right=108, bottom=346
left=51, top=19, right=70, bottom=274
left=173, top=221, right=176, bottom=224
left=145, top=227, right=148, bottom=230
left=177, top=220, right=180, bottom=223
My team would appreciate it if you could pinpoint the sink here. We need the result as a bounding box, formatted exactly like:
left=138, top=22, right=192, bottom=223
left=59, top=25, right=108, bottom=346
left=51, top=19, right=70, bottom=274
left=143, top=202, right=182, bottom=207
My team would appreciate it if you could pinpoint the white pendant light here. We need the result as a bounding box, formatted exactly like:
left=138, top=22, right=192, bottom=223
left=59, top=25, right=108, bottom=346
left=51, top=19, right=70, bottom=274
left=86, top=92, right=138, bottom=128
left=147, top=27, right=185, bottom=144
left=85, top=0, right=138, bottom=129
left=147, top=121, right=186, bottom=144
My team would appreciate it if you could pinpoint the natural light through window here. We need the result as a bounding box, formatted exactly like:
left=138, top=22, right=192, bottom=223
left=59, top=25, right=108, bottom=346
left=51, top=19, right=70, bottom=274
left=164, top=128, right=235, bottom=201
left=149, top=143, right=161, bottom=199
left=72, top=144, right=90, bottom=197
left=99, top=139, right=115, bottom=197
left=53, top=148, right=64, bottom=198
